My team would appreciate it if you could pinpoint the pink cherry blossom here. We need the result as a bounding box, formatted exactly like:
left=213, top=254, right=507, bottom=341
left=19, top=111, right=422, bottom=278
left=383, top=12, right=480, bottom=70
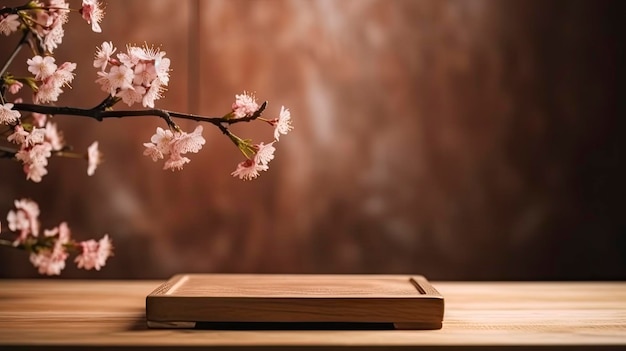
left=7, top=199, right=41, bottom=243
left=95, top=70, right=114, bottom=94
left=74, top=240, right=98, bottom=269
left=93, top=41, right=116, bottom=71
left=32, top=113, right=48, bottom=127
left=14, top=199, right=40, bottom=223
left=7, top=125, right=29, bottom=145
left=44, top=221, right=71, bottom=242
left=28, top=141, right=53, bottom=164
left=143, top=127, right=173, bottom=161
left=172, top=125, right=205, bottom=154
left=151, top=127, right=174, bottom=145
left=31, top=0, right=69, bottom=53
left=117, top=45, right=144, bottom=67
left=75, top=234, right=113, bottom=271
left=230, top=141, right=274, bottom=181
left=163, top=154, right=191, bottom=171
left=52, top=61, right=76, bottom=87
left=41, top=21, right=65, bottom=53
left=24, top=127, right=46, bottom=147
left=8, top=80, right=23, bottom=94
left=103, top=65, right=134, bottom=94
left=133, top=61, right=157, bottom=86
left=130, top=45, right=170, bottom=82
left=27, top=55, right=57, bottom=80
left=143, top=144, right=163, bottom=162
left=133, top=44, right=163, bottom=61
left=272, top=106, right=293, bottom=141
left=34, top=79, right=63, bottom=103
left=142, top=79, right=166, bottom=108
left=6, top=210, right=28, bottom=235
left=29, top=222, right=71, bottom=276
left=80, top=0, right=105, bottom=33
left=97, top=234, right=113, bottom=262
left=254, top=141, right=276, bottom=166
left=96, top=44, right=170, bottom=107
left=16, top=142, right=53, bottom=183
left=232, top=91, right=259, bottom=118
left=3, top=197, right=114, bottom=275
left=22, top=162, right=49, bottom=183
left=0, top=14, right=20, bottom=36
left=43, top=227, right=58, bottom=238
left=143, top=126, right=205, bottom=170
left=155, top=57, right=171, bottom=85
left=117, top=85, right=146, bottom=106
left=0, top=103, right=21, bottom=125
left=29, top=245, right=68, bottom=275
left=45, top=122, right=65, bottom=151
left=29, top=59, right=75, bottom=104
left=87, top=141, right=102, bottom=176
left=231, top=159, right=268, bottom=181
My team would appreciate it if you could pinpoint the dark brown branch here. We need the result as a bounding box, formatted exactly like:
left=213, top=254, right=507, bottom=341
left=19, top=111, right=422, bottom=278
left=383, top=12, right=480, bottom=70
left=167, top=101, right=268, bottom=125
left=12, top=101, right=269, bottom=131
left=97, top=109, right=176, bottom=128
left=0, top=145, right=17, bottom=159
left=13, top=103, right=94, bottom=118
left=0, top=31, right=29, bottom=78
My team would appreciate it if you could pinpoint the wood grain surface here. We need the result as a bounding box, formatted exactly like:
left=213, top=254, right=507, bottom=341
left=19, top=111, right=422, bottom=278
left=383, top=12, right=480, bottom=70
left=0, top=279, right=624, bottom=350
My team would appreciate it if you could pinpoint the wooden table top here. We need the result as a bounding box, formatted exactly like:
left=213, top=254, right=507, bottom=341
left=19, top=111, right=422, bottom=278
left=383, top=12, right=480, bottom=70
left=0, top=279, right=624, bottom=350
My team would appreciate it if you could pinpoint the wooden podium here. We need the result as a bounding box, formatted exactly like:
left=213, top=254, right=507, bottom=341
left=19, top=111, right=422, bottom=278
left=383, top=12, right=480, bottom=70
left=146, top=274, right=444, bottom=330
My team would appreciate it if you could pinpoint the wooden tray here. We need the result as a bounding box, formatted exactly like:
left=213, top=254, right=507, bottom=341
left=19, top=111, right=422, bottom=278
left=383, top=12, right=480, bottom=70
left=146, top=274, right=444, bottom=330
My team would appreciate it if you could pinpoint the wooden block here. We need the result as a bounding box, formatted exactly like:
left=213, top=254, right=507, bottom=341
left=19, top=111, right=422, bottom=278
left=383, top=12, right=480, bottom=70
left=146, top=274, right=444, bottom=330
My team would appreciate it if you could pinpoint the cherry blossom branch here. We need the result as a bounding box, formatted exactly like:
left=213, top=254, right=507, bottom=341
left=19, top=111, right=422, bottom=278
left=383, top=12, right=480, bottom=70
left=0, top=31, right=29, bottom=79
left=11, top=100, right=269, bottom=131
left=2, top=3, right=292, bottom=184
left=0, top=6, right=23, bottom=16
left=0, top=199, right=113, bottom=275
left=0, top=144, right=82, bottom=160
left=1, top=232, right=79, bottom=253
left=168, top=101, right=268, bottom=125
left=0, top=145, right=18, bottom=158
left=12, top=102, right=177, bottom=129
left=0, top=3, right=55, bottom=15
left=93, top=95, right=121, bottom=111
left=0, top=5, right=81, bottom=17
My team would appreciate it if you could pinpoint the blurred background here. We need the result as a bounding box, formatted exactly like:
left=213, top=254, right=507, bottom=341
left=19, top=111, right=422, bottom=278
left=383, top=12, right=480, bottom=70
left=0, top=0, right=623, bottom=280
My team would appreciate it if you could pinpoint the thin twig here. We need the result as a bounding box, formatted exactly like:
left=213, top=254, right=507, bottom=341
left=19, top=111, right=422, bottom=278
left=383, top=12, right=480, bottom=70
left=167, top=101, right=268, bottom=125
left=0, top=238, right=18, bottom=248
left=97, top=109, right=177, bottom=129
left=0, top=31, right=29, bottom=78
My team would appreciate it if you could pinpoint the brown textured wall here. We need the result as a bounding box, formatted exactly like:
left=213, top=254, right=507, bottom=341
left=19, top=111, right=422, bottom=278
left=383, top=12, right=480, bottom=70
left=0, top=0, right=623, bottom=279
